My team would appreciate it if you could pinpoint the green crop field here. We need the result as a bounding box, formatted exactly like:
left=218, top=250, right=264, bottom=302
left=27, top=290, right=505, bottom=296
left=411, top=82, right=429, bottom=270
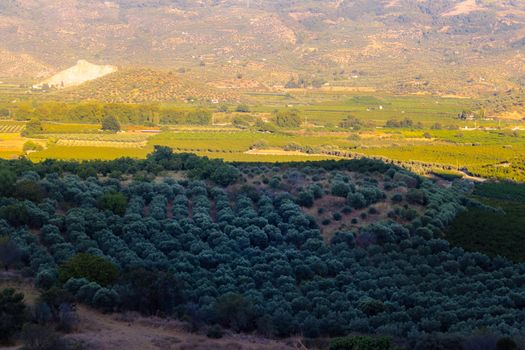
left=447, top=182, right=525, bottom=263
left=1, top=92, right=523, bottom=182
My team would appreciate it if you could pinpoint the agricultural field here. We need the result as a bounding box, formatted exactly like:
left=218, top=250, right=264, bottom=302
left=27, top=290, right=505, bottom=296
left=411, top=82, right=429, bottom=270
left=244, top=93, right=477, bottom=127
left=0, top=120, right=25, bottom=133
left=0, top=93, right=524, bottom=182
left=447, top=182, right=525, bottom=263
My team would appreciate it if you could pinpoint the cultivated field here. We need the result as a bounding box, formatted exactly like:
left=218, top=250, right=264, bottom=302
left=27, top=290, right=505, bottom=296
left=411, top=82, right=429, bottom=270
left=0, top=92, right=523, bottom=182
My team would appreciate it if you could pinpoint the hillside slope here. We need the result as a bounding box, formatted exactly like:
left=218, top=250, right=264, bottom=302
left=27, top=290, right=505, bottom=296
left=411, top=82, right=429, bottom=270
left=56, top=68, right=241, bottom=103
left=0, top=48, right=54, bottom=79
left=0, top=0, right=525, bottom=95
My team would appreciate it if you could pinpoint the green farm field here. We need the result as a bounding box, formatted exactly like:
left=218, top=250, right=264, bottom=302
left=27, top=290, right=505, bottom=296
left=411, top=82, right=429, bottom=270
left=1, top=93, right=524, bottom=181
left=247, top=93, right=476, bottom=127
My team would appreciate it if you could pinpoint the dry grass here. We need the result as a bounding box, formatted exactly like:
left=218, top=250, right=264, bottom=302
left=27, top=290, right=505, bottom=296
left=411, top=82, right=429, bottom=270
left=67, top=307, right=297, bottom=350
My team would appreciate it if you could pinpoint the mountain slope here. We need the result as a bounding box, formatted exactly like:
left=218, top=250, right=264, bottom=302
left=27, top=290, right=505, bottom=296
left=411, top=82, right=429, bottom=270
left=0, top=48, right=54, bottom=79
left=0, top=0, right=524, bottom=95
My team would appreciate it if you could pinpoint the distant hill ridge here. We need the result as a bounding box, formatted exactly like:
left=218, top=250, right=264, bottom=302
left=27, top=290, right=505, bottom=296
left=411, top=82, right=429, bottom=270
left=1, top=0, right=525, bottom=96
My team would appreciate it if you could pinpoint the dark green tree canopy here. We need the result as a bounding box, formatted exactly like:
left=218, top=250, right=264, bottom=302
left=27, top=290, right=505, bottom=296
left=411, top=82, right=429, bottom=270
left=97, top=192, right=128, bottom=216
left=0, top=288, right=27, bottom=344
left=101, top=115, right=121, bottom=132
left=59, top=253, right=119, bottom=287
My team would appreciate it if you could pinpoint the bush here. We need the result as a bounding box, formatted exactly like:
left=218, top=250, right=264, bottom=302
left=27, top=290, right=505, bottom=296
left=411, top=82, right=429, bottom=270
left=23, top=141, right=43, bottom=152
left=35, top=269, right=58, bottom=290
left=348, top=192, right=367, bottom=209
left=0, top=169, right=16, bottom=196
left=358, top=298, right=385, bottom=316
left=496, top=337, right=518, bottom=350
left=97, top=192, right=128, bottom=216
left=20, top=324, right=64, bottom=350
left=235, top=105, right=250, bottom=113
left=0, top=236, right=22, bottom=271
left=206, top=325, right=224, bottom=339
left=101, top=115, right=121, bottom=132
left=333, top=212, right=342, bottom=221
left=391, top=193, right=403, bottom=203
left=59, top=254, right=119, bottom=287
left=297, top=191, right=314, bottom=208
left=322, top=219, right=331, bottom=226
left=92, top=288, right=119, bottom=312
left=0, top=288, right=27, bottom=344
left=406, top=189, right=427, bottom=205
left=274, top=109, right=301, bottom=128
left=332, top=182, right=352, bottom=198
left=215, top=293, right=253, bottom=332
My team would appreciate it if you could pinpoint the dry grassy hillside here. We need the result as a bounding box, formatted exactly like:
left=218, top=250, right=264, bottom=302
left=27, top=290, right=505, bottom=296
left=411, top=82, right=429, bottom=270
left=56, top=69, right=242, bottom=103
left=0, top=273, right=299, bottom=350
left=0, top=0, right=525, bottom=96
left=0, top=48, right=54, bottom=79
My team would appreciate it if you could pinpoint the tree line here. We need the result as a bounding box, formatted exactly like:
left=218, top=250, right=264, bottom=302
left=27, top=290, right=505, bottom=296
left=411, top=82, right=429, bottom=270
left=2, top=101, right=212, bottom=126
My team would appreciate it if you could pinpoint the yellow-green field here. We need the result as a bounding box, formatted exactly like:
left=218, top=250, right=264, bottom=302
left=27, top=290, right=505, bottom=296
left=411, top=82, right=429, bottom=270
left=1, top=91, right=524, bottom=182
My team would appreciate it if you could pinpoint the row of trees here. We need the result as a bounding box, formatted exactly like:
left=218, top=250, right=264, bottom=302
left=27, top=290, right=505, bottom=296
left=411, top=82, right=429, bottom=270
left=4, top=101, right=212, bottom=126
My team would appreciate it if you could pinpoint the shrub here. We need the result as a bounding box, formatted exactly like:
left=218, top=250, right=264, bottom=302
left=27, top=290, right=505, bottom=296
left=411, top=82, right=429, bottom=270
left=215, top=293, right=253, bottom=332
left=348, top=192, right=367, bottom=209
left=333, top=212, right=342, bottom=221
left=20, top=324, right=64, bottom=350
left=391, top=193, right=403, bottom=203
left=358, top=298, right=385, bottom=316
left=235, top=105, right=250, bottom=113
left=297, top=191, right=314, bottom=208
left=274, top=109, right=301, bottom=128
left=0, top=236, right=22, bottom=271
left=92, top=288, right=119, bottom=312
left=322, top=219, right=331, bottom=226
left=23, top=141, right=43, bottom=152
left=332, top=182, right=352, bottom=198
left=496, top=337, right=518, bottom=350
left=342, top=206, right=352, bottom=214
left=59, top=254, right=119, bottom=287
left=97, top=192, right=128, bottom=216
left=206, top=325, right=224, bottom=339
left=406, top=189, right=427, bottom=205
left=0, top=169, right=16, bottom=196
left=308, top=184, right=324, bottom=199
left=35, top=269, right=58, bottom=290
left=101, top=115, right=121, bottom=132
left=330, top=335, right=394, bottom=350
left=0, top=288, right=27, bottom=344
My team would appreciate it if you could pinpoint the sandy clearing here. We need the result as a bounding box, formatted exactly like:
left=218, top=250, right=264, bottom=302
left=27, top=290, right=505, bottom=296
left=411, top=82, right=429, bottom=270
left=67, top=307, right=299, bottom=350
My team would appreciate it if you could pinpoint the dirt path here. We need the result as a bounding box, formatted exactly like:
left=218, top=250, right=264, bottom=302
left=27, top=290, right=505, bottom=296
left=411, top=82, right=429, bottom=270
left=67, top=307, right=299, bottom=350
